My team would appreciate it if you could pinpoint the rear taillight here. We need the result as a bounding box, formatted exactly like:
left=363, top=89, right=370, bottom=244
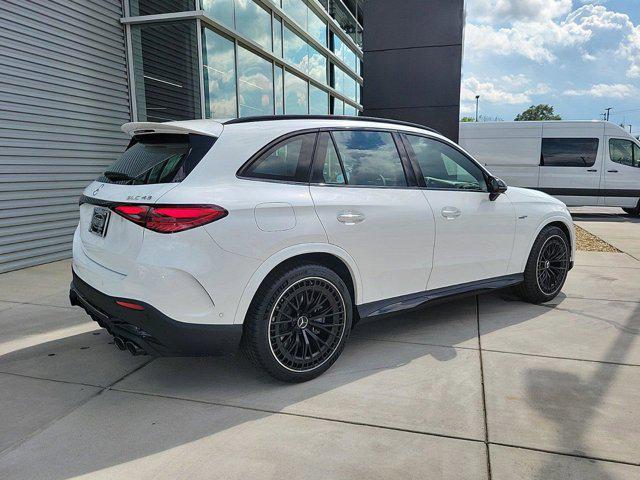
left=113, top=204, right=227, bottom=233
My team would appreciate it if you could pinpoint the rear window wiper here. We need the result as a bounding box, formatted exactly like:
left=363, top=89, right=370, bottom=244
left=103, top=171, right=135, bottom=182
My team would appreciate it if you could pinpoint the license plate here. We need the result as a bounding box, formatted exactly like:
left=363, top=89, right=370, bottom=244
left=89, top=207, right=111, bottom=237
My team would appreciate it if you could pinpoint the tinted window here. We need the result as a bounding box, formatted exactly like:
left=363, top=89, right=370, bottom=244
left=331, top=130, right=407, bottom=187
left=244, top=133, right=316, bottom=181
left=609, top=138, right=637, bottom=167
left=284, top=72, right=308, bottom=114
left=309, top=85, right=328, bottom=114
left=541, top=138, right=599, bottom=167
left=235, top=0, right=271, bottom=49
left=99, top=134, right=215, bottom=185
left=313, top=132, right=345, bottom=184
left=405, top=135, right=487, bottom=191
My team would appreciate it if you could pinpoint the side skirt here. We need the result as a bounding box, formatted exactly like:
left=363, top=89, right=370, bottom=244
left=357, top=273, right=524, bottom=318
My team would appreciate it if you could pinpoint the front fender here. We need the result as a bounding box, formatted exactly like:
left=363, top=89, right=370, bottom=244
left=232, top=243, right=363, bottom=325
left=514, top=212, right=575, bottom=273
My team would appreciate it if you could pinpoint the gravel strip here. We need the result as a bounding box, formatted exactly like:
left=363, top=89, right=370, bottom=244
left=575, top=225, right=621, bottom=252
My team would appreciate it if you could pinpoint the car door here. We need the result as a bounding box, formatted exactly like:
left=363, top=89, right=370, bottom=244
left=604, top=137, right=640, bottom=208
left=309, top=130, right=435, bottom=304
left=537, top=137, right=602, bottom=206
left=402, top=133, right=517, bottom=290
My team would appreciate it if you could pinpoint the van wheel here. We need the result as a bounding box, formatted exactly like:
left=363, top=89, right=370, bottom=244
left=622, top=204, right=639, bottom=216
left=242, top=263, right=352, bottom=382
left=514, top=226, right=570, bottom=304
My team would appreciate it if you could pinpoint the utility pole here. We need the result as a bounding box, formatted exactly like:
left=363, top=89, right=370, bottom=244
left=605, top=107, right=612, bottom=121
left=475, top=95, right=480, bottom=122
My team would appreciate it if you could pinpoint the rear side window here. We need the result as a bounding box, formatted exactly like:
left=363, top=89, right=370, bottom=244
left=242, top=133, right=317, bottom=182
left=98, top=133, right=215, bottom=185
left=609, top=138, right=640, bottom=167
left=330, top=130, right=407, bottom=187
left=541, top=138, right=599, bottom=167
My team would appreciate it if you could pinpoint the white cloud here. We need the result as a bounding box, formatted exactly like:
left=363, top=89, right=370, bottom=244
left=466, top=0, right=573, bottom=23
left=465, top=4, right=638, bottom=78
left=461, top=76, right=553, bottom=110
left=563, top=83, right=639, bottom=98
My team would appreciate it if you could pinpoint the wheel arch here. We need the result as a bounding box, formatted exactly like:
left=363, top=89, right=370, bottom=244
left=233, top=244, right=363, bottom=325
left=531, top=215, right=575, bottom=267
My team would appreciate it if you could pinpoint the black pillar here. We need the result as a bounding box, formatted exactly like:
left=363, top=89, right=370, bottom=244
left=362, top=0, right=465, bottom=141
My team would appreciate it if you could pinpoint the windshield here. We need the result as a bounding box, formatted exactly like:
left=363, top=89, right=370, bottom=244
left=98, top=133, right=216, bottom=185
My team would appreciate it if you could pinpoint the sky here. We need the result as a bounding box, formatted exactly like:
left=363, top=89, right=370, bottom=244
left=462, top=0, right=640, bottom=135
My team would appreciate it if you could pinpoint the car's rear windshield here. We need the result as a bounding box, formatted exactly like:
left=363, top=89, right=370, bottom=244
left=97, top=133, right=216, bottom=185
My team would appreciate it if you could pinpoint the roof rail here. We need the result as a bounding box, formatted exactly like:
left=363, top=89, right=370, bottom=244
left=223, top=115, right=441, bottom=135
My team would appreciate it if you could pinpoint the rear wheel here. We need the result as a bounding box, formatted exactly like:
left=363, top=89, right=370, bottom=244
left=242, top=263, right=352, bottom=382
left=515, top=225, right=570, bottom=304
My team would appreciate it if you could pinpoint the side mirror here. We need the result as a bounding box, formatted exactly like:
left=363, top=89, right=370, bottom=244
left=488, top=176, right=508, bottom=201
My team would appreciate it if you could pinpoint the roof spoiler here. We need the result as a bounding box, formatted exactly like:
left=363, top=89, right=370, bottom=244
left=121, top=121, right=223, bottom=137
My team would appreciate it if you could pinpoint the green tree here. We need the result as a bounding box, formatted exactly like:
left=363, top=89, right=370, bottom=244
left=514, top=104, right=562, bottom=121
left=461, top=116, right=475, bottom=122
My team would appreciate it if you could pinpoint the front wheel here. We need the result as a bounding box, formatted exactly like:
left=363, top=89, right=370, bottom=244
left=622, top=205, right=639, bottom=216
left=242, top=263, right=353, bottom=382
left=514, top=225, right=570, bottom=304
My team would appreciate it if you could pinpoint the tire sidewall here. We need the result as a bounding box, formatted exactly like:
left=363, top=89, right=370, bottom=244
left=250, top=264, right=353, bottom=382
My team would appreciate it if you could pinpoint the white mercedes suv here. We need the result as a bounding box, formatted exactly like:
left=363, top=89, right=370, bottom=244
left=70, top=116, right=574, bottom=382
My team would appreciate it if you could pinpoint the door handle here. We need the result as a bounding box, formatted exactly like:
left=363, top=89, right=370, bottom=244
left=337, top=211, right=365, bottom=225
left=441, top=206, right=461, bottom=219
left=607, top=170, right=619, bottom=173
left=587, top=169, right=598, bottom=172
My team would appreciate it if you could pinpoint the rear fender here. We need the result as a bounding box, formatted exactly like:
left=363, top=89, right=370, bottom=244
left=233, top=243, right=363, bottom=325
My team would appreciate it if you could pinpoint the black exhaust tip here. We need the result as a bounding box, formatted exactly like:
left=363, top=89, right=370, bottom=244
left=125, top=340, right=146, bottom=356
left=114, top=337, right=126, bottom=351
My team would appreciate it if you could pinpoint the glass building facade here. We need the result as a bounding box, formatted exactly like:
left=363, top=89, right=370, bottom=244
left=125, top=0, right=363, bottom=122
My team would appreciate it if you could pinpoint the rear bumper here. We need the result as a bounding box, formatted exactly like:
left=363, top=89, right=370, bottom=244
left=69, top=271, right=242, bottom=356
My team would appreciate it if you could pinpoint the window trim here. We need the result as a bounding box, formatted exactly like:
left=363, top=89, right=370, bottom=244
left=309, top=127, right=418, bottom=189
left=400, top=132, right=491, bottom=193
left=236, top=129, right=319, bottom=183
left=540, top=137, right=600, bottom=168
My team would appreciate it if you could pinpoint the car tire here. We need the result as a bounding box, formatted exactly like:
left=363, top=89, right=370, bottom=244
left=514, top=225, right=570, bottom=304
left=622, top=204, right=640, bottom=216
left=242, top=263, right=353, bottom=382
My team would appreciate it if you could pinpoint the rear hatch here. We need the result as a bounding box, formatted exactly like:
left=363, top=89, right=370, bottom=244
left=79, top=121, right=221, bottom=274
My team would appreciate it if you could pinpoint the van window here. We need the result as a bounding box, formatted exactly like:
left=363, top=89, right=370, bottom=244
left=404, top=135, right=487, bottom=191
left=243, top=133, right=317, bottom=181
left=541, top=138, right=599, bottom=167
left=609, top=139, right=639, bottom=167
left=98, top=133, right=216, bottom=185
left=331, top=130, right=407, bottom=187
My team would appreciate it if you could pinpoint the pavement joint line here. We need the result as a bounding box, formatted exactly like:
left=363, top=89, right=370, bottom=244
left=0, top=299, right=77, bottom=310
left=488, top=441, right=640, bottom=467
left=0, top=357, right=155, bottom=460
left=350, top=336, right=640, bottom=367
left=0, top=370, right=104, bottom=389
left=476, top=295, right=492, bottom=480
left=562, top=295, right=640, bottom=304
left=108, top=386, right=640, bottom=468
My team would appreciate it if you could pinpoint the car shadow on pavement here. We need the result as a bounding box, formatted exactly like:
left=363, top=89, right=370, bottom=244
left=524, top=300, right=640, bottom=478
left=0, top=290, right=630, bottom=478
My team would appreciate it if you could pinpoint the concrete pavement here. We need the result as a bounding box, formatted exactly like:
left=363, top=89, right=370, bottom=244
left=0, top=213, right=638, bottom=479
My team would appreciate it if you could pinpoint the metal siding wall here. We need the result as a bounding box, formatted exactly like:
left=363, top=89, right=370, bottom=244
left=0, top=0, right=131, bottom=273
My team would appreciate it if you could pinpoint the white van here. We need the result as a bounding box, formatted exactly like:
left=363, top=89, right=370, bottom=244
left=459, top=121, right=640, bottom=214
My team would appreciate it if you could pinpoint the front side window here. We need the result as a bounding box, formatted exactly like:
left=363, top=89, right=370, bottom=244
left=243, top=133, right=316, bottom=181
left=541, top=138, right=599, bottom=167
left=331, top=130, right=407, bottom=187
left=405, top=135, right=487, bottom=191
left=609, top=138, right=638, bottom=167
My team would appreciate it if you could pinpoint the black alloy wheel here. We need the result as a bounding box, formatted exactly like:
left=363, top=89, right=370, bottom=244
left=268, top=277, right=346, bottom=372
left=536, top=235, right=569, bottom=296
left=243, top=263, right=353, bottom=382
left=515, top=225, right=571, bottom=304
